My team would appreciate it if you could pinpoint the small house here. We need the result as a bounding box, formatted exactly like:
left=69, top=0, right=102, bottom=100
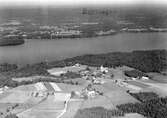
left=100, top=65, right=108, bottom=73
left=141, top=76, right=149, bottom=80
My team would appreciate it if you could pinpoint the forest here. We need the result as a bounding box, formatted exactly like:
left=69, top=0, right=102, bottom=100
left=117, top=92, right=167, bottom=118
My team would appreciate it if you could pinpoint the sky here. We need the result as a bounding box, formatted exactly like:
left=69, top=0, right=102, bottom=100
left=0, top=0, right=167, bottom=7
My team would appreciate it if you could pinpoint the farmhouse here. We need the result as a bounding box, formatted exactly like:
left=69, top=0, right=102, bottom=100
left=100, top=65, right=108, bottom=73
left=141, top=76, right=149, bottom=80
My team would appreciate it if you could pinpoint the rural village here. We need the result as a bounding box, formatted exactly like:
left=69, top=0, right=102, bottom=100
left=0, top=62, right=167, bottom=118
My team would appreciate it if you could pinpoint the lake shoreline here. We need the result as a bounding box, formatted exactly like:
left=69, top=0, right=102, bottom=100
left=0, top=32, right=167, bottom=66
left=24, top=31, right=167, bottom=41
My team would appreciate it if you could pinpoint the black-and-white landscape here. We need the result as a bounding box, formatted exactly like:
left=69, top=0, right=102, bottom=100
left=0, top=0, right=167, bottom=118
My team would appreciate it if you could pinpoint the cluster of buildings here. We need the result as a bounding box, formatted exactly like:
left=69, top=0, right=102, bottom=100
left=48, top=63, right=113, bottom=99
left=38, top=25, right=82, bottom=39
left=95, top=29, right=116, bottom=36
left=80, top=65, right=111, bottom=85
left=121, top=27, right=167, bottom=32
left=0, top=20, right=83, bottom=40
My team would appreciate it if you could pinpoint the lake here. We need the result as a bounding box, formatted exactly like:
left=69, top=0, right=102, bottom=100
left=0, top=32, right=167, bottom=66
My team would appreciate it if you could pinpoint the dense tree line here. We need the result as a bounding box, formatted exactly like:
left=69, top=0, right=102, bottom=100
left=62, top=50, right=167, bottom=73
left=117, top=92, right=167, bottom=118
left=117, top=97, right=167, bottom=118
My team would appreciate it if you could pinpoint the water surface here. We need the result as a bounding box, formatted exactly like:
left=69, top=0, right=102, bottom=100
left=0, top=32, right=167, bottom=66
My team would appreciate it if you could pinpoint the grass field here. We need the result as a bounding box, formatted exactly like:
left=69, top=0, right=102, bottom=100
left=93, top=80, right=138, bottom=105
left=147, top=72, right=167, bottom=83
left=105, top=91, right=139, bottom=105
left=118, top=113, right=145, bottom=118
left=62, top=99, right=83, bottom=118
left=49, top=82, right=62, bottom=91
left=81, top=95, right=116, bottom=110
left=0, top=91, right=11, bottom=100
left=57, top=83, right=87, bottom=92
left=11, top=84, right=37, bottom=91
left=126, top=81, right=149, bottom=88
left=17, top=96, right=65, bottom=118
left=17, top=108, right=61, bottom=118
left=0, top=91, right=31, bottom=103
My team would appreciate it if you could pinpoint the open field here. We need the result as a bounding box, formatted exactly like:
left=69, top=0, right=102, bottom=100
left=0, top=91, right=31, bottom=103
left=117, top=113, right=145, bottom=118
left=49, top=82, right=62, bottom=91
left=11, top=84, right=37, bottom=91
left=54, top=93, right=71, bottom=102
left=43, top=82, right=55, bottom=91
left=105, top=90, right=139, bottom=105
left=48, top=65, right=87, bottom=73
left=126, top=80, right=167, bottom=97
left=126, top=81, right=149, bottom=88
left=62, top=99, right=83, bottom=118
left=34, top=97, right=64, bottom=110
left=17, top=96, right=65, bottom=118
left=144, top=83, right=167, bottom=97
left=81, top=95, right=116, bottom=110
left=12, top=76, right=55, bottom=82
left=0, top=103, right=14, bottom=113
left=147, top=72, right=167, bottom=83
left=0, top=91, right=11, bottom=100
left=109, top=68, right=125, bottom=80
left=17, top=108, right=61, bottom=118
left=92, top=79, right=139, bottom=105
left=64, top=78, right=88, bottom=86
left=116, top=66, right=135, bottom=72
left=57, top=82, right=88, bottom=92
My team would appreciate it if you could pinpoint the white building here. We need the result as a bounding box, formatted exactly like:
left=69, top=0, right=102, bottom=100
left=141, top=76, right=149, bottom=80
left=93, top=79, right=105, bottom=84
left=47, top=69, right=66, bottom=76
left=100, top=65, right=108, bottom=73
left=87, top=91, right=96, bottom=98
